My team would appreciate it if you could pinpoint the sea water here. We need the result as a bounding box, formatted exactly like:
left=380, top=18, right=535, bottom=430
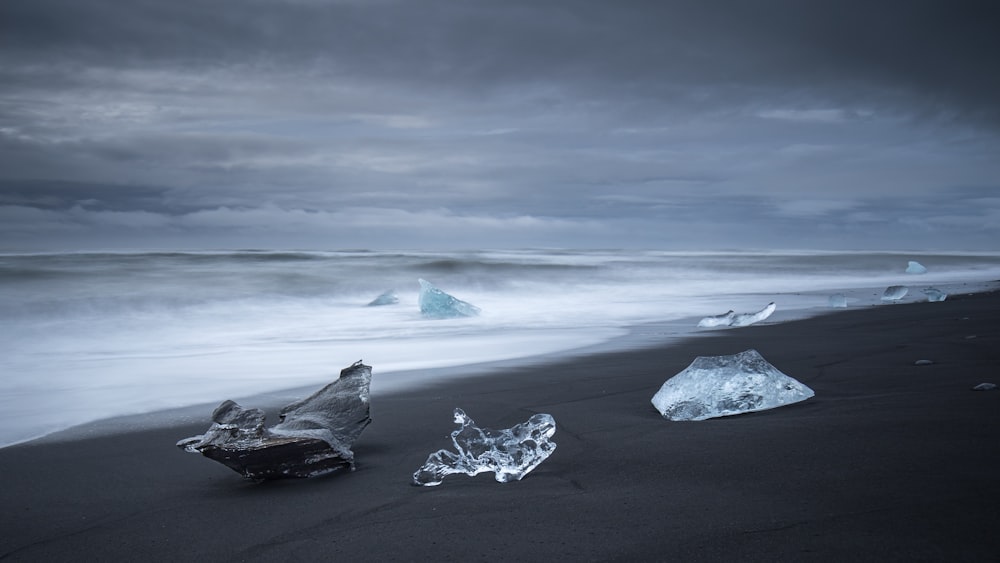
left=2, top=249, right=999, bottom=447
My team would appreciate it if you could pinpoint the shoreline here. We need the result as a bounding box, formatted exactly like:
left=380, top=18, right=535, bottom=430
left=2, top=287, right=998, bottom=560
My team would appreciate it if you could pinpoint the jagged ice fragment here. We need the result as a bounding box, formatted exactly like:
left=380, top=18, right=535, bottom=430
left=651, top=349, right=814, bottom=421
left=697, top=302, right=775, bottom=328
left=697, top=310, right=735, bottom=328
left=923, top=287, right=947, bottom=302
left=906, top=261, right=928, bottom=274
left=418, top=278, right=481, bottom=318
left=412, top=408, right=557, bottom=486
left=881, top=285, right=909, bottom=302
left=367, top=289, right=399, bottom=306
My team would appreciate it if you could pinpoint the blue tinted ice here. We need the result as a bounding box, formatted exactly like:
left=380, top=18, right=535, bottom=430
left=418, top=278, right=481, bottom=318
left=651, top=349, right=814, bottom=421
left=366, top=289, right=399, bottom=306
left=922, top=287, right=947, bottom=302
left=698, top=302, right=775, bottom=328
left=881, top=285, right=909, bottom=302
left=697, top=310, right=735, bottom=328
left=906, top=261, right=927, bottom=274
left=828, top=293, right=848, bottom=308
left=412, top=408, right=557, bottom=486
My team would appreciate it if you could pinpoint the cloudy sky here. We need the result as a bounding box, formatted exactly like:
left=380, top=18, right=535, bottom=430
left=1, top=0, right=998, bottom=251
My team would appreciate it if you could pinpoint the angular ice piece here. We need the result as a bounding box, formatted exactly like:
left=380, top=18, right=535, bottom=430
left=730, top=302, right=776, bottom=327
left=367, top=289, right=399, bottom=306
left=651, top=349, right=814, bottom=421
left=923, top=287, right=947, bottom=302
left=412, top=408, right=557, bottom=486
left=177, top=361, right=373, bottom=480
left=828, top=293, right=848, bottom=308
left=905, top=261, right=927, bottom=274
left=881, top=285, right=908, bottom=302
left=418, top=278, right=481, bottom=318
left=697, top=310, right=735, bottom=328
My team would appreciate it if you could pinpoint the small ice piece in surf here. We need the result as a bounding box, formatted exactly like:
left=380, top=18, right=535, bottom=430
left=923, top=287, right=947, bottom=302
left=418, top=278, right=481, bottom=318
left=905, top=261, right=928, bottom=274
left=914, top=359, right=934, bottom=366
left=367, top=289, right=399, bottom=306
left=698, top=302, right=776, bottom=328
left=176, top=361, right=373, bottom=480
left=881, top=285, right=909, bottom=302
left=651, top=349, right=814, bottom=421
left=828, top=293, right=848, bottom=308
left=972, top=383, right=997, bottom=391
left=412, top=408, right=557, bottom=486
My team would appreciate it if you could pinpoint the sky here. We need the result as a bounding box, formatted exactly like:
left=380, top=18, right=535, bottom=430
left=1, top=0, right=998, bottom=251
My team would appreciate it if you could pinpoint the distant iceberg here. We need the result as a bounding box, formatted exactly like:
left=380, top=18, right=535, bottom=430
left=881, top=285, right=908, bottom=302
left=697, top=302, right=775, bottom=328
left=366, top=289, right=399, bottom=306
left=651, top=349, right=814, bottom=421
left=922, top=287, right=947, bottom=302
left=828, top=293, right=848, bottom=308
left=905, top=261, right=927, bottom=274
left=412, top=408, right=557, bottom=486
left=418, top=279, right=481, bottom=318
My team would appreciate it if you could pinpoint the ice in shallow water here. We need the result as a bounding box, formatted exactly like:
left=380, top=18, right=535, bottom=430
left=923, top=287, right=947, bottom=302
left=418, top=278, right=481, bottom=318
left=697, top=302, right=775, bottom=328
left=366, top=289, right=399, bottom=306
left=412, top=408, right=557, bottom=486
left=828, top=293, right=848, bottom=308
left=881, top=285, right=909, bottom=302
left=651, top=349, right=814, bottom=421
left=906, top=261, right=928, bottom=274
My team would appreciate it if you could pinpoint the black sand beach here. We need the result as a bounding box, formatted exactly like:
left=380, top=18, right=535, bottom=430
left=2, top=291, right=998, bottom=562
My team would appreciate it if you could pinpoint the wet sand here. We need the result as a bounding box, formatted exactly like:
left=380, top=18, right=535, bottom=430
left=1, top=290, right=998, bottom=561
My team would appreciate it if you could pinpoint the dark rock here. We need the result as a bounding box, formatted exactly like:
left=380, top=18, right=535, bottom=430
left=177, top=361, right=372, bottom=480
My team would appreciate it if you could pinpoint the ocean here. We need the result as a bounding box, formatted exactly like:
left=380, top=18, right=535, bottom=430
left=2, top=249, right=999, bottom=447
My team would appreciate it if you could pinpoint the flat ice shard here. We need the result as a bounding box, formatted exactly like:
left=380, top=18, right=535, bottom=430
left=367, top=289, right=399, bottom=306
left=881, top=285, right=908, bottom=302
left=828, top=293, right=848, bottom=308
left=923, top=287, right=947, bottom=302
left=698, top=302, right=775, bottom=328
left=651, top=349, right=814, bottom=421
left=972, top=383, right=997, bottom=391
left=177, top=361, right=373, bottom=480
left=412, top=408, right=557, bottom=486
left=418, top=278, right=481, bottom=318
left=906, top=261, right=928, bottom=274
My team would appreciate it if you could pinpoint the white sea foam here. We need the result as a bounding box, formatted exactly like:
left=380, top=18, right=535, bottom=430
left=1, top=249, right=999, bottom=447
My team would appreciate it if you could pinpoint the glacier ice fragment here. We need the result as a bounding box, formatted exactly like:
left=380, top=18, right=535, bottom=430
left=367, top=289, right=399, bottom=306
left=905, top=261, right=928, bottom=274
left=881, top=285, right=908, bottom=302
left=914, top=359, right=934, bottom=366
left=972, top=383, right=997, bottom=391
left=697, top=302, right=775, bottom=328
left=412, top=408, right=557, bottom=486
left=922, top=287, right=947, bottom=302
left=418, top=278, right=481, bottom=318
left=651, top=349, right=814, bottom=421
left=177, top=361, right=373, bottom=480
left=828, top=293, right=848, bottom=308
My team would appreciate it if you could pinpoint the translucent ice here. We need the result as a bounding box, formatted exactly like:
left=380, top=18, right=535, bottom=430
left=418, top=278, right=481, bottom=318
left=881, top=285, right=908, bottom=302
left=651, top=349, right=814, bottom=421
left=367, top=289, right=399, bottom=306
left=412, top=408, right=557, bottom=486
left=905, top=261, right=927, bottom=274
left=923, top=287, right=947, bottom=302
left=828, top=293, right=848, bottom=308
left=698, top=302, right=775, bottom=328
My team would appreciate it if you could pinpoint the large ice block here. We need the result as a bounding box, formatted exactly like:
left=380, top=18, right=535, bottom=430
left=412, top=408, right=557, bottom=486
left=418, top=278, right=481, bottom=318
left=651, top=349, right=814, bottom=421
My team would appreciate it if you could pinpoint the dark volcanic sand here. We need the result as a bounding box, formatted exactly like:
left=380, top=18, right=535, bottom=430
left=1, top=291, right=998, bottom=562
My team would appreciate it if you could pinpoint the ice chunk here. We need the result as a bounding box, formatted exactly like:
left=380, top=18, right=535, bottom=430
left=651, top=349, right=814, bottom=421
left=972, top=383, right=997, bottom=391
left=366, top=289, right=399, bottom=306
left=914, top=359, right=934, bottom=366
left=177, top=361, right=373, bottom=480
left=698, top=302, right=775, bottom=328
left=412, top=408, right=557, bottom=486
left=418, top=278, right=481, bottom=318
left=905, top=261, right=927, bottom=274
left=697, top=310, right=735, bottom=328
left=922, top=287, right=947, bottom=302
left=828, top=293, right=848, bottom=308
left=881, top=285, right=908, bottom=302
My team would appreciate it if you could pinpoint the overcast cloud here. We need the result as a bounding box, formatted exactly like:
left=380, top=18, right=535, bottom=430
left=1, top=0, right=998, bottom=250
